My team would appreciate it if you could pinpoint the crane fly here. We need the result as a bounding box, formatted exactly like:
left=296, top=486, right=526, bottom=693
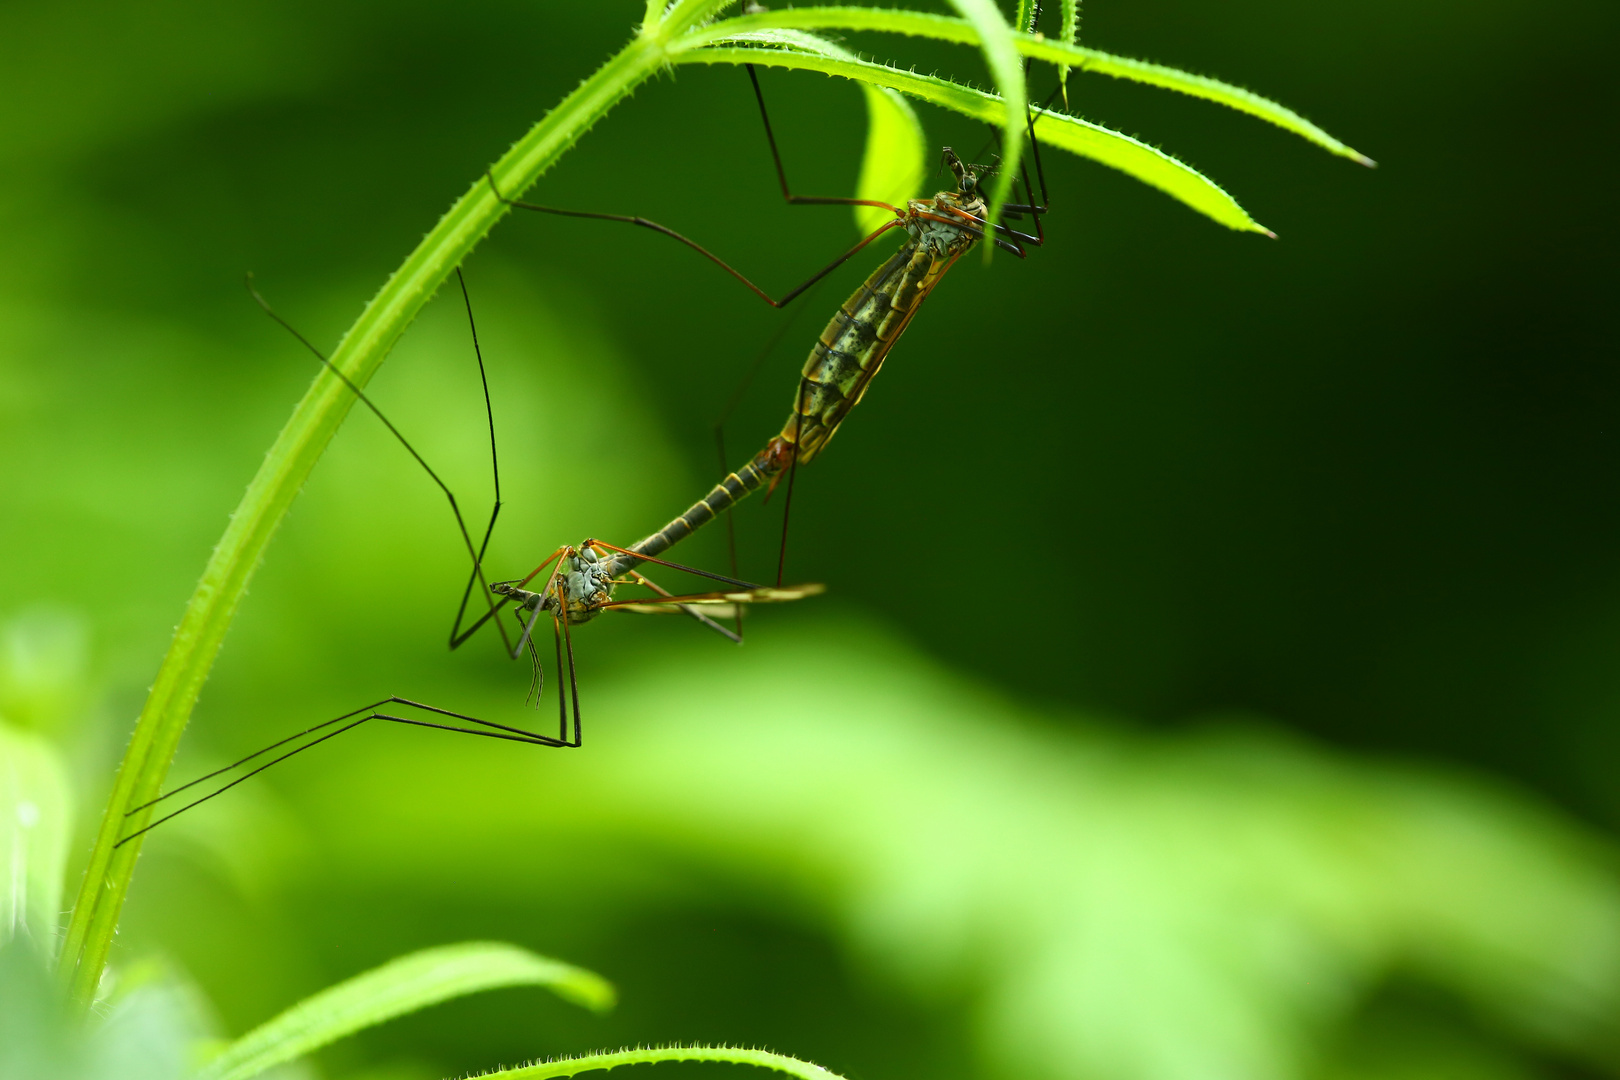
left=118, top=67, right=1055, bottom=846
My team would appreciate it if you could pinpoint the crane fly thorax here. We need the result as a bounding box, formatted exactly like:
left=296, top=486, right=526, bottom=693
left=904, top=191, right=987, bottom=258
left=552, top=544, right=615, bottom=624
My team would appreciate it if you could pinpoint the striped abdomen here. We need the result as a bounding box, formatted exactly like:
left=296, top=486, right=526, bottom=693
left=780, top=242, right=960, bottom=464
left=605, top=441, right=790, bottom=577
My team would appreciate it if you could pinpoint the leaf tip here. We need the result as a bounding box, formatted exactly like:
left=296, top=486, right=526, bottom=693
left=1354, top=153, right=1379, bottom=169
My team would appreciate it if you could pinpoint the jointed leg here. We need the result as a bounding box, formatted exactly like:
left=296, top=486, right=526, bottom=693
left=621, top=568, right=743, bottom=643
left=117, top=696, right=573, bottom=846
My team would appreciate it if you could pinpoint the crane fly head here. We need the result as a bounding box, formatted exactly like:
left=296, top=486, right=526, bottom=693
left=908, top=147, right=990, bottom=257
left=939, top=147, right=981, bottom=199
left=490, top=543, right=615, bottom=625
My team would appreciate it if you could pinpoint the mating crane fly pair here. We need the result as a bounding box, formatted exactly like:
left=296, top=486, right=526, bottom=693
left=116, top=65, right=1052, bottom=846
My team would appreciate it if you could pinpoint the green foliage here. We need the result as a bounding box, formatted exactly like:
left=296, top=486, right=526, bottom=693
left=703, top=8, right=1373, bottom=166
left=0, top=720, right=71, bottom=951
left=57, top=0, right=1367, bottom=1008
left=198, top=943, right=616, bottom=1080
left=853, top=83, right=927, bottom=234
left=6, top=0, right=1617, bottom=1077
left=679, top=43, right=1268, bottom=233
left=317, top=624, right=1616, bottom=1080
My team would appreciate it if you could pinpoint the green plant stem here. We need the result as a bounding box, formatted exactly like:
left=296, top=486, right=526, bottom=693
left=55, top=18, right=690, bottom=1008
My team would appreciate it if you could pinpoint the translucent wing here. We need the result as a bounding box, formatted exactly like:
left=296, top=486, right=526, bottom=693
left=604, top=583, right=825, bottom=614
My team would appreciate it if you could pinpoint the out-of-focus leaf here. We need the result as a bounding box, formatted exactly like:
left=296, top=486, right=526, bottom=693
left=0, top=938, right=80, bottom=1079
left=88, top=962, right=216, bottom=1080
left=0, top=606, right=90, bottom=734
left=0, top=719, right=71, bottom=948
left=471, top=1044, right=847, bottom=1080
left=197, top=942, right=614, bottom=1080
left=1, top=941, right=213, bottom=1080
left=938, top=0, right=1024, bottom=228
left=297, top=624, right=1620, bottom=1080
left=853, top=85, right=926, bottom=234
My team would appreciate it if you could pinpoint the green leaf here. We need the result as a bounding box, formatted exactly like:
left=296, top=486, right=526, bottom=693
left=854, top=83, right=927, bottom=234
left=0, top=722, right=71, bottom=950
left=691, top=7, right=1372, bottom=165
left=197, top=942, right=614, bottom=1080
left=469, top=1044, right=848, bottom=1080
left=940, top=0, right=1024, bottom=231
left=672, top=43, right=1268, bottom=233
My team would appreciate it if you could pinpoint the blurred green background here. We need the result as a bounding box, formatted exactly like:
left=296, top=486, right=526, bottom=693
left=3, top=0, right=1619, bottom=1078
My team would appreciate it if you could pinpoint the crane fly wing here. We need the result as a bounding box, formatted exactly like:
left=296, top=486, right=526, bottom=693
left=602, top=583, right=825, bottom=612
left=611, top=602, right=746, bottom=618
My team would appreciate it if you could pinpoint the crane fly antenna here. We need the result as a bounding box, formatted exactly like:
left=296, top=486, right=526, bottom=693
left=245, top=274, right=514, bottom=655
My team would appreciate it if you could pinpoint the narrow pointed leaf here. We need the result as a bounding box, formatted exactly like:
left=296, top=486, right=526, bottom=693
left=942, top=0, right=1024, bottom=229
left=198, top=943, right=614, bottom=1080
left=688, top=7, right=1371, bottom=165
left=854, top=84, right=926, bottom=233
left=470, top=1045, right=848, bottom=1080
left=673, top=43, right=1267, bottom=233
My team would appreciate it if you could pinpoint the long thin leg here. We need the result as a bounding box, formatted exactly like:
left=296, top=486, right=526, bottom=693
left=713, top=424, right=744, bottom=640
left=247, top=276, right=514, bottom=656
left=445, top=267, right=513, bottom=651
left=623, top=569, right=743, bottom=643
left=708, top=276, right=828, bottom=639
left=492, top=61, right=922, bottom=311
left=116, top=696, right=571, bottom=846
left=775, top=379, right=808, bottom=588
left=745, top=64, right=904, bottom=215
left=980, top=84, right=1062, bottom=248
left=489, top=175, right=903, bottom=311
left=554, top=613, right=582, bottom=748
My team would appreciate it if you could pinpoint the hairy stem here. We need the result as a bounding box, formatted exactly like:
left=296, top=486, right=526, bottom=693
left=474, top=1045, right=847, bottom=1080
